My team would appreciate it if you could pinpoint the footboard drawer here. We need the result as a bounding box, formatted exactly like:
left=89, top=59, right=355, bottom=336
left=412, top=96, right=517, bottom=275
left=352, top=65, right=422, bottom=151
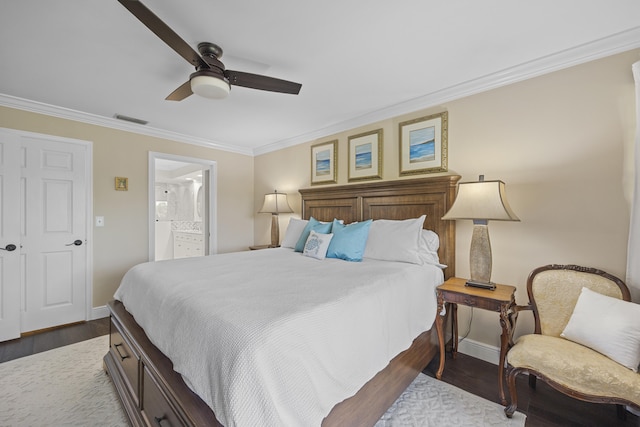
left=110, top=318, right=140, bottom=405
left=142, top=366, right=183, bottom=427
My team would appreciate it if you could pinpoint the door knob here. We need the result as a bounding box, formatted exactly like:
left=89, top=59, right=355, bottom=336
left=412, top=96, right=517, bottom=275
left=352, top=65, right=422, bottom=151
left=66, top=239, right=83, bottom=246
left=0, top=244, right=17, bottom=251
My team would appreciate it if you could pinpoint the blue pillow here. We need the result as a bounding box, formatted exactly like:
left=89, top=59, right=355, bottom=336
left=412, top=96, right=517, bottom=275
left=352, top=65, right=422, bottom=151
left=326, top=219, right=372, bottom=261
left=294, top=217, right=332, bottom=252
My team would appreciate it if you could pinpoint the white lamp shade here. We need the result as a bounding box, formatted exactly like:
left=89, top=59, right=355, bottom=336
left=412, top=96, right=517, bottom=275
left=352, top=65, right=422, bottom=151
left=259, top=192, right=293, bottom=214
left=442, top=180, right=519, bottom=221
left=191, top=75, right=230, bottom=99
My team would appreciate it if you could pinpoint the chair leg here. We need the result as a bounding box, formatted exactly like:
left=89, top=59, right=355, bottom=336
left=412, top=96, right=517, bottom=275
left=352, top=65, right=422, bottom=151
left=528, top=373, right=537, bottom=389
left=617, top=405, right=627, bottom=420
left=504, top=368, right=519, bottom=418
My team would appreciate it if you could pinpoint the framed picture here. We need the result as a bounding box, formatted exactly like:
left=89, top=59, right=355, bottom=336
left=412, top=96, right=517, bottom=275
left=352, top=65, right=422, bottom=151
left=399, top=111, right=448, bottom=175
left=311, top=140, right=337, bottom=185
left=115, top=176, right=128, bottom=191
left=348, top=129, right=382, bottom=182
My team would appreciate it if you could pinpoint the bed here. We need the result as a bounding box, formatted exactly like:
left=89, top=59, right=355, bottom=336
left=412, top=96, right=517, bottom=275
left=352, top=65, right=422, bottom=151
left=104, top=175, right=460, bottom=427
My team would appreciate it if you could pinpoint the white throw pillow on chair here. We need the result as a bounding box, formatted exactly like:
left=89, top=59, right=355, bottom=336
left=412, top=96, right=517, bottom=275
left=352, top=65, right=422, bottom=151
left=561, top=287, right=640, bottom=371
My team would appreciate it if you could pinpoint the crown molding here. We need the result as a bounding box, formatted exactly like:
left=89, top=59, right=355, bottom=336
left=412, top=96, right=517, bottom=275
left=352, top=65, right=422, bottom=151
left=254, top=26, right=640, bottom=156
left=0, top=94, right=254, bottom=156
left=2, top=26, right=639, bottom=158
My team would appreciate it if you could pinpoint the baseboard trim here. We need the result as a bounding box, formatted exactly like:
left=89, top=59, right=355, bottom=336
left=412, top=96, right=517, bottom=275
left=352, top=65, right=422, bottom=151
left=90, top=305, right=110, bottom=320
left=457, top=337, right=500, bottom=365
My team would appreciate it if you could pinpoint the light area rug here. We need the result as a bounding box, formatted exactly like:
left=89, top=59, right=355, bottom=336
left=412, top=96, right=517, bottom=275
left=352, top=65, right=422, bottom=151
left=0, top=335, right=128, bottom=427
left=376, top=375, right=526, bottom=427
left=0, top=335, right=526, bottom=427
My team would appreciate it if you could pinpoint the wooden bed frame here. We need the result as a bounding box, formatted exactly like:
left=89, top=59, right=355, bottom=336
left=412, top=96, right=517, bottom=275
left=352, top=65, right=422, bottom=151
left=104, top=175, right=460, bottom=427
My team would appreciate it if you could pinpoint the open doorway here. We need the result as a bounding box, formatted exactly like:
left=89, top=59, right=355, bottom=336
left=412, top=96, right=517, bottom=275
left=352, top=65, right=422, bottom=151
left=148, top=152, right=217, bottom=261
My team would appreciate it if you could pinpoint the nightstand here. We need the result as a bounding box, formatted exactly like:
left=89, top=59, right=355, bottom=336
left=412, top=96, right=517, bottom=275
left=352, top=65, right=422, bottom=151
left=435, top=277, right=516, bottom=405
left=249, top=244, right=279, bottom=250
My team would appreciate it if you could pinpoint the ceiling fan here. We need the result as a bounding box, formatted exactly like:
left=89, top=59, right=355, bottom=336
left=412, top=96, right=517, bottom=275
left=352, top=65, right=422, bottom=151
left=117, top=0, right=302, bottom=100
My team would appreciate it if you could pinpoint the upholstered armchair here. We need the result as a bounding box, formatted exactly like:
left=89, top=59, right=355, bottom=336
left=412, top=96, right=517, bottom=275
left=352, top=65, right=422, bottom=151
left=504, top=264, right=640, bottom=419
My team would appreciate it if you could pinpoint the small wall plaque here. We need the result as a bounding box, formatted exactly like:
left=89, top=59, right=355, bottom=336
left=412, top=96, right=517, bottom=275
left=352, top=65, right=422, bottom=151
left=115, top=177, right=128, bottom=191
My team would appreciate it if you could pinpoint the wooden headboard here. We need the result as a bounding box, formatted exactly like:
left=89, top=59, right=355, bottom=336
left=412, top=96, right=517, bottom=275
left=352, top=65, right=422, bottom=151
left=299, top=175, right=461, bottom=279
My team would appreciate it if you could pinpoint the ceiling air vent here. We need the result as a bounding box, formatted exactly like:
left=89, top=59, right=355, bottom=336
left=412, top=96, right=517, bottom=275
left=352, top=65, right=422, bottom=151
left=114, top=114, right=148, bottom=125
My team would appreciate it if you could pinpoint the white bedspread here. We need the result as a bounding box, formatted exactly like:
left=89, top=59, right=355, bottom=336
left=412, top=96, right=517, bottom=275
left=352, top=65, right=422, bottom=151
left=114, top=248, right=443, bottom=427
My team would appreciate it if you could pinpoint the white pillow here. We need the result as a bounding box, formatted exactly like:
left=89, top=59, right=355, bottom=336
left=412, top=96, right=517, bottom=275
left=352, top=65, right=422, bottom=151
left=561, top=287, right=640, bottom=371
left=281, top=218, right=308, bottom=248
left=302, top=230, right=334, bottom=260
left=363, top=215, right=426, bottom=264
left=418, top=230, right=447, bottom=268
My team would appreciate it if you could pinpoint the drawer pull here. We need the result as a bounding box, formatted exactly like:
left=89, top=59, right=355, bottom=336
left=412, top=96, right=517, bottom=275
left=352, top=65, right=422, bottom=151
left=155, top=415, right=171, bottom=427
left=463, top=297, right=477, bottom=307
left=114, top=343, right=130, bottom=361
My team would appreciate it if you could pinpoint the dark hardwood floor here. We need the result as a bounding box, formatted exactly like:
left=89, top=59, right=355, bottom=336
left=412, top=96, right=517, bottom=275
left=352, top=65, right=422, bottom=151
left=0, top=318, right=109, bottom=363
left=1, top=319, right=638, bottom=426
left=424, top=353, right=639, bottom=427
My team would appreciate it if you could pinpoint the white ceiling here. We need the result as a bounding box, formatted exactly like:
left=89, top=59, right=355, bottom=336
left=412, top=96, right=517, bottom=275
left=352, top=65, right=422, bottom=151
left=2, top=1, right=640, bottom=156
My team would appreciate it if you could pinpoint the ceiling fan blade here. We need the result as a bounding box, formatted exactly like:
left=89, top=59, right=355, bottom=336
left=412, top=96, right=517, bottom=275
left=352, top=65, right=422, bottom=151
left=225, top=70, right=302, bottom=95
left=166, top=81, right=193, bottom=101
left=117, top=0, right=207, bottom=69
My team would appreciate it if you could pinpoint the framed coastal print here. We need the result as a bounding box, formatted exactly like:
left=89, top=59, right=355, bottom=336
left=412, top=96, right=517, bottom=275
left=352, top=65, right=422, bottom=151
left=311, top=140, right=337, bottom=185
left=348, top=129, right=382, bottom=182
left=399, top=111, right=448, bottom=175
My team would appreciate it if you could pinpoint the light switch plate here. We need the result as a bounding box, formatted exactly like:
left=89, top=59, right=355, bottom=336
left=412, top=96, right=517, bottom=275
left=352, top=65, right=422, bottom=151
left=95, top=216, right=105, bottom=227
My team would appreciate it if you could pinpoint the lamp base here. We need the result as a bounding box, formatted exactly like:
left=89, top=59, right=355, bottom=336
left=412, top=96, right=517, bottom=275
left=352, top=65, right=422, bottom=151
left=270, top=214, right=280, bottom=247
left=465, top=280, right=496, bottom=290
left=469, top=221, right=493, bottom=286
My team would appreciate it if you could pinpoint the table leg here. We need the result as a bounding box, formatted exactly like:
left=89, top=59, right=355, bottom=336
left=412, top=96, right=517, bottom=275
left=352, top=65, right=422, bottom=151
left=497, top=304, right=511, bottom=406
left=435, top=292, right=445, bottom=379
left=451, top=303, right=458, bottom=359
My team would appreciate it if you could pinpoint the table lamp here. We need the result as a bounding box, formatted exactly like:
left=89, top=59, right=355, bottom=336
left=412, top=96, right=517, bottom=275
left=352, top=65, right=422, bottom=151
left=259, top=190, right=293, bottom=247
left=442, top=175, right=519, bottom=289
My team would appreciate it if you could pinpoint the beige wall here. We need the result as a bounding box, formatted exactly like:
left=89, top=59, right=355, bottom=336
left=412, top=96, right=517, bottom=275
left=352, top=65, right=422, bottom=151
left=254, top=49, right=638, bottom=349
left=0, top=107, right=254, bottom=307
left=1, top=48, right=636, bottom=349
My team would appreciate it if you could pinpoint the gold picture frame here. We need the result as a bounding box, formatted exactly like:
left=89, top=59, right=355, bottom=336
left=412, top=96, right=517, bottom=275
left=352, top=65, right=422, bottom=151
left=311, top=140, right=337, bottom=185
left=115, top=176, right=128, bottom=191
left=348, top=129, right=383, bottom=182
left=399, top=111, right=448, bottom=175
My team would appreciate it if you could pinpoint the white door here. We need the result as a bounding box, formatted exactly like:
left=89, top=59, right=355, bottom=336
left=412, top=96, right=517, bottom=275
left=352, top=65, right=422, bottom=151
left=0, top=129, right=89, bottom=340
left=21, top=136, right=88, bottom=332
left=0, top=138, right=21, bottom=341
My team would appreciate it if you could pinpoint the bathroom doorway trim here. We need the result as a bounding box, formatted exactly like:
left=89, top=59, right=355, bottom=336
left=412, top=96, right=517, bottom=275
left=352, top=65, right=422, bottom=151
left=148, top=151, right=217, bottom=261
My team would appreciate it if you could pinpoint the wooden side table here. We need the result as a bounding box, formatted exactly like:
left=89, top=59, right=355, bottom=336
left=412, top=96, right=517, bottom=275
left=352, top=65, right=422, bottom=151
left=435, top=277, right=516, bottom=405
left=249, top=244, right=279, bottom=250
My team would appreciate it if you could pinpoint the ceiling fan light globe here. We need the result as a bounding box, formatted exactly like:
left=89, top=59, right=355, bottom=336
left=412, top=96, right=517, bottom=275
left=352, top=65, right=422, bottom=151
left=190, top=75, right=230, bottom=99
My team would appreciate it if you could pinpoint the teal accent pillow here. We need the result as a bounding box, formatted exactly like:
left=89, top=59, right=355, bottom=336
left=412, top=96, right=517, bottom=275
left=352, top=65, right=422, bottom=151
left=294, top=217, right=332, bottom=252
left=326, top=219, right=373, bottom=261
